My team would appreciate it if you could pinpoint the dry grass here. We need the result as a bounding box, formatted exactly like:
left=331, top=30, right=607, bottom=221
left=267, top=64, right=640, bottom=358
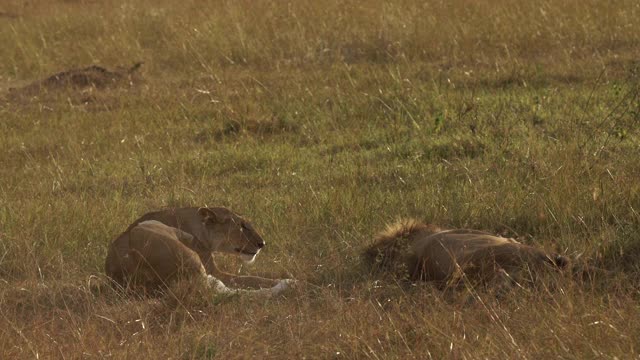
left=1, top=0, right=639, bottom=358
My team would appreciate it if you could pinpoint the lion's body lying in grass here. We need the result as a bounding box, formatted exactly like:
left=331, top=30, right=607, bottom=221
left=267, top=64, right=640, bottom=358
left=364, top=219, right=568, bottom=288
left=105, top=207, right=293, bottom=296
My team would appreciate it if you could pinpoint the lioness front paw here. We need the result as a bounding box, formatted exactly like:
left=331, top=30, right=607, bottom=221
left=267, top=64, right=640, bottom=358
left=206, top=275, right=232, bottom=293
left=271, top=278, right=296, bottom=294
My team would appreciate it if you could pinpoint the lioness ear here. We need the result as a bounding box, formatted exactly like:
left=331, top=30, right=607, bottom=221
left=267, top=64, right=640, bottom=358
left=197, top=207, right=216, bottom=224
left=197, top=207, right=231, bottom=224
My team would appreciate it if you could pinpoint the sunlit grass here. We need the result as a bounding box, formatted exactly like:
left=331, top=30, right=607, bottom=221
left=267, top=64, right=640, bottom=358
left=1, top=0, right=639, bottom=358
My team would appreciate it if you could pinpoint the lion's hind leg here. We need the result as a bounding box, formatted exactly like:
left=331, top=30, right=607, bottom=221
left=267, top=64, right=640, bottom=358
left=125, top=222, right=206, bottom=290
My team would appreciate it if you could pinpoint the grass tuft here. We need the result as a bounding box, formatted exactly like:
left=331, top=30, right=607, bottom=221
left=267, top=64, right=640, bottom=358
left=1, top=0, right=640, bottom=358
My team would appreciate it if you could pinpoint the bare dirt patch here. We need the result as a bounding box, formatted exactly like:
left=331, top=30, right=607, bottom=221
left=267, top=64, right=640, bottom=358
left=1, top=62, right=144, bottom=109
left=0, top=11, right=19, bottom=19
left=12, top=62, right=142, bottom=95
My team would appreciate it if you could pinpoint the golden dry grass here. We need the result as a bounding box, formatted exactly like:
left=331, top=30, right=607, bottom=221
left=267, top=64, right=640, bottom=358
left=1, top=0, right=639, bottom=358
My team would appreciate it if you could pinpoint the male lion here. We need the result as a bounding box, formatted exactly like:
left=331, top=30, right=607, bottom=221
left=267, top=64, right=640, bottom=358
left=105, top=207, right=293, bottom=295
left=364, top=219, right=568, bottom=289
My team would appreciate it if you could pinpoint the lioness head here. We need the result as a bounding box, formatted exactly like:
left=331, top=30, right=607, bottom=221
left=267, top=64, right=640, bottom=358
left=197, top=207, right=265, bottom=263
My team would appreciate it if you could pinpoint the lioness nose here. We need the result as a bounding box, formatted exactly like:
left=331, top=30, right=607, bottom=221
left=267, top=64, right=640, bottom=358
left=257, top=241, right=265, bottom=249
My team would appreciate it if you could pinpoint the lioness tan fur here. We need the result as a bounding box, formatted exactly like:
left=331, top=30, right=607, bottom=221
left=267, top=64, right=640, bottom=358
left=105, top=207, right=289, bottom=292
left=364, top=219, right=568, bottom=288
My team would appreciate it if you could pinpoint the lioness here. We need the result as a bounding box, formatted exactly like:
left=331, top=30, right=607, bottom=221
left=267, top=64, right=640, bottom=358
left=105, top=207, right=293, bottom=294
left=364, top=219, right=568, bottom=288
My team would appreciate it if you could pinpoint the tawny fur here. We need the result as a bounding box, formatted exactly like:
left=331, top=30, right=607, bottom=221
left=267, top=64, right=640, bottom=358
left=364, top=218, right=568, bottom=288
left=363, top=219, right=443, bottom=270
left=105, top=207, right=285, bottom=292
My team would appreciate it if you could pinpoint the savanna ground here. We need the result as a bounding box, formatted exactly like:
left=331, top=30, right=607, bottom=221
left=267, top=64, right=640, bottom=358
left=1, top=0, right=639, bottom=358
